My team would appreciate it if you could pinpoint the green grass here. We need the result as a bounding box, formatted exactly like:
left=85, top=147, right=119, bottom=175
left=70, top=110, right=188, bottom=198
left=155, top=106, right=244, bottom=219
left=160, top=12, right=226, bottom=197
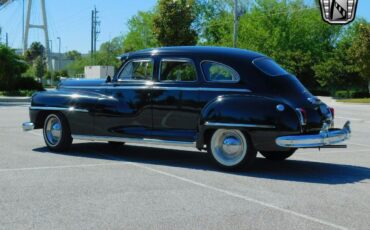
left=337, top=98, right=370, bottom=103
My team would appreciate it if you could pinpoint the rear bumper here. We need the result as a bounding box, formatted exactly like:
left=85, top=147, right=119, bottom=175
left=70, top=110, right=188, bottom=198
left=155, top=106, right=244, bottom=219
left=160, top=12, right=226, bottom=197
left=276, top=121, right=351, bottom=148
left=22, top=122, right=34, bottom=131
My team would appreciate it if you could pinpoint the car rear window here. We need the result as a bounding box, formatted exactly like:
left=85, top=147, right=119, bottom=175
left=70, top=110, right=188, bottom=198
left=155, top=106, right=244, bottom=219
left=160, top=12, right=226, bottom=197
left=202, top=61, right=240, bottom=82
left=253, top=58, right=288, bottom=76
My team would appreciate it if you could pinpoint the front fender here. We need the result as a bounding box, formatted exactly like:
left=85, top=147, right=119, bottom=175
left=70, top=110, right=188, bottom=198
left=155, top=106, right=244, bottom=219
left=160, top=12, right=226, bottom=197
left=31, top=89, right=102, bottom=110
left=197, top=94, right=300, bottom=151
left=30, top=89, right=103, bottom=135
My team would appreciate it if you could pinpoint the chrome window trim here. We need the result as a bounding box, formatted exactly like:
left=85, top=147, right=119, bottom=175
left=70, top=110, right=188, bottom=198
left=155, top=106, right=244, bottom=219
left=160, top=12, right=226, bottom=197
left=30, top=106, right=89, bottom=113
left=117, top=58, right=154, bottom=82
left=200, top=60, right=241, bottom=83
left=61, top=85, right=251, bottom=93
left=152, top=87, right=250, bottom=92
left=205, top=122, right=275, bottom=129
left=159, top=57, right=198, bottom=83
left=72, top=135, right=196, bottom=148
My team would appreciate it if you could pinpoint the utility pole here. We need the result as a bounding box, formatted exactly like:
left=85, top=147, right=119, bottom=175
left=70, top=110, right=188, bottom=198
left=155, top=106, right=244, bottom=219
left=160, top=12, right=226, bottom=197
left=91, top=6, right=100, bottom=62
left=22, top=0, right=25, bottom=53
left=57, top=37, right=61, bottom=71
left=233, top=0, right=238, bottom=48
left=91, top=9, right=94, bottom=58
left=48, top=39, right=53, bottom=84
left=5, top=32, right=8, bottom=47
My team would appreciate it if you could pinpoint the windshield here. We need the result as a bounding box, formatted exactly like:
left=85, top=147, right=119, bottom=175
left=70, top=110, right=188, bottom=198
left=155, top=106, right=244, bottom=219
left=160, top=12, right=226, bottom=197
left=253, top=58, right=288, bottom=76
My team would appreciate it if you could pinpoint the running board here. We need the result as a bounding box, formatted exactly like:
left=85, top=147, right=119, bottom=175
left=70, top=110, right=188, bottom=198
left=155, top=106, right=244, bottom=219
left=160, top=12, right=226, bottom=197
left=72, top=135, right=196, bottom=148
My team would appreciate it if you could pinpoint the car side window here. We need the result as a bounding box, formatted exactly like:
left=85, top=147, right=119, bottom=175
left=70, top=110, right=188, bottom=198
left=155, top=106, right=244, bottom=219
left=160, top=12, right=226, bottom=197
left=160, top=59, right=197, bottom=82
left=202, top=61, right=240, bottom=82
left=118, top=59, right=153, bottom=81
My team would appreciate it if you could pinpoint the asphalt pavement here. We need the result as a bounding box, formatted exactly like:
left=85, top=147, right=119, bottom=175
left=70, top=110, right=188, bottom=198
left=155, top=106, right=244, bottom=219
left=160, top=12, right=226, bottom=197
left=0, top=101, right=369, bottom=230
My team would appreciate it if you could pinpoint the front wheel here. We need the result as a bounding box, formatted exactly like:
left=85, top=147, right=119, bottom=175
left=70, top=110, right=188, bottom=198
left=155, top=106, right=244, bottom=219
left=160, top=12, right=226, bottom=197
left=208, top=129, right=257, bottom=170
left=260, top=149, right=296, bottom=161
left=43, top=113, right=72, bottom=152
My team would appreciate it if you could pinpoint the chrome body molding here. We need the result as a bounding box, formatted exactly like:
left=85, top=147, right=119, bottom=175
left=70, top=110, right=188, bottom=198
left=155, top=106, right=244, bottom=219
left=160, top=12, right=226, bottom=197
left=22, top=122, right=35, bottom=131
left=205, top=122, right=275, bottom=129
left=72, top=135, right=197, bottom=148
left=30, top=106, right=89, bottom=113
left=276, top=121, right=351, bottom=148
left=61, top=86, right=251, bottom=93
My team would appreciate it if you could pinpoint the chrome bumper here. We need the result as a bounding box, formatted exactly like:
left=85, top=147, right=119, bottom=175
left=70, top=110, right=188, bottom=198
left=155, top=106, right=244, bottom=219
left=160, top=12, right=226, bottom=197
left=276, top=121, right=351, bottom=148
left=22, top=122, right=34, bottom=131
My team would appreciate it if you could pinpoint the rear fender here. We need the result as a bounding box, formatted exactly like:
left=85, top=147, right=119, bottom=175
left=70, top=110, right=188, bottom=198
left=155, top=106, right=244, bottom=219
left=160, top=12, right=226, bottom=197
left=197, top=94, right=300, bottom=150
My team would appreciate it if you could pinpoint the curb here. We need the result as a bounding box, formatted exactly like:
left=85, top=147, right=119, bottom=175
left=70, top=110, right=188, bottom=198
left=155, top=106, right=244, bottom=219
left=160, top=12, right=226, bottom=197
left=0, top=97, right=31, bottom=103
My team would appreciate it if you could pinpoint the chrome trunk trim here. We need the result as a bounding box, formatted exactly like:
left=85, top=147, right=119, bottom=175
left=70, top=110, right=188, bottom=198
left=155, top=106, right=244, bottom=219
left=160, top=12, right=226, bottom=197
left=72, top=135, right=196, bottom=148
left=276, top=121, right=351, bottom=148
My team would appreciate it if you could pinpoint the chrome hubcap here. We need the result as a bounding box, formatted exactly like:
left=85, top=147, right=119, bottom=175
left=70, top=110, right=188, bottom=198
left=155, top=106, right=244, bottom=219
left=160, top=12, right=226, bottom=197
left=44, top=115, right=62, bottom=146
left=222, top=136, right=242, bottom=155
left=211, top=129, right=247, bottom=167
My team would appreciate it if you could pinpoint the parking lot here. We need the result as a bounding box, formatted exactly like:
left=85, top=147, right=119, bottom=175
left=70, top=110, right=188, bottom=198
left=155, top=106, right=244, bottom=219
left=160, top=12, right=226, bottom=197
left=0, top=100, right=369, bottom=230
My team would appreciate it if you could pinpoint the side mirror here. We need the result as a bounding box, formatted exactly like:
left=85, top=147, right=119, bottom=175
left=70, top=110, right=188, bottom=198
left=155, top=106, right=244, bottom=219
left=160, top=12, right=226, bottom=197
left=106, top=75, right=112, bottom=83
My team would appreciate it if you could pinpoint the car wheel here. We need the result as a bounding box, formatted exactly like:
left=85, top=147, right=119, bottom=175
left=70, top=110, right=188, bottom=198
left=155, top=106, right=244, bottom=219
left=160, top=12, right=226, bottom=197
left=43, top=113, right=72, bottom=152
left=260, top=149, right=296, bottom=161
left=208, top=129, right=257, bottom=170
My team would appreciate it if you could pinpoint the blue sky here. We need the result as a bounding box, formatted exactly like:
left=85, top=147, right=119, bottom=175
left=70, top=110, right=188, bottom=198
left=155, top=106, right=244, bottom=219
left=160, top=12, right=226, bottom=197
left=0, top=0, right=369, bottom=53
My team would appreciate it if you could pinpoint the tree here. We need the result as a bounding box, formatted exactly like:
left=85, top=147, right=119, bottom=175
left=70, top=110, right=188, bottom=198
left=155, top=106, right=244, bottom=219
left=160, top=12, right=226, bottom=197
left=153, top=0, right=198, bottom=46
left=349, top=22, right=370, bottom=94
left=123, top=11, right=158, bottom=52
left=34, top=56, right=45, bottom=83
left=97, top=37, right=123, bottom=66
left=313, top=20, right=368, bottom=94
left=65, top=50, right=82, bottom=60
left=67, top=37, right=124, bottom=76
left=25, top=42, right=45, bottom=63
left=0, top=45, right=28, bottom=89
left=0, top=45, right=28, bottom=90
left=195, top=0, right=249, bottom=45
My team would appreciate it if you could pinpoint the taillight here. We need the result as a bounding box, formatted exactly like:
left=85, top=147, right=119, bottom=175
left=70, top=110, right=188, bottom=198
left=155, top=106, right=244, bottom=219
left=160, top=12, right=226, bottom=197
left=329, top=107, right=335, bottom=119
left=296, top=108, right=307, bottom=126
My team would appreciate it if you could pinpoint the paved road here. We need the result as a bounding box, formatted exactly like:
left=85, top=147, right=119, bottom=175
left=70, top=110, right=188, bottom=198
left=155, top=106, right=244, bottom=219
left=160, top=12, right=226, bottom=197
left=0, top=102, right=369, bottom=230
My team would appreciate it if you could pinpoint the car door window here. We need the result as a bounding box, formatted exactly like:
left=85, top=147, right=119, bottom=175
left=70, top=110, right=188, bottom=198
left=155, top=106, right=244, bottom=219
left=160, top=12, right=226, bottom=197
left=118, top=59, right=153, bottom=81
left=160, top=59, right=197, bottom=82
left=202, top=61, right=240, bottom=82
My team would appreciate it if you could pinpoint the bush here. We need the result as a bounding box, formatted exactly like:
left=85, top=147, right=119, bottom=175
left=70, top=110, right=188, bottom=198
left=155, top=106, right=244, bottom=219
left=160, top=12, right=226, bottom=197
left=352, top=91, right=369, bottom=98
left=334, top=90, right=354, bottom=99
left=310, top=89, right=331, bottom=96
left=0, top=90, right=37, bottom=97
left=334, top=90, right=369, bottom=99
left=12, top=77, right=44, bottom=91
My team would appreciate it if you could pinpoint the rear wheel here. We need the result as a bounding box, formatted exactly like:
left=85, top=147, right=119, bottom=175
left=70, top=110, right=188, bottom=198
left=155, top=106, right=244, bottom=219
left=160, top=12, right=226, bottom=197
left=208, top=129, right=257, bottom=170
left=43, top=113, right=72, bottom=152
left=260, top=149, right=296, bottom=161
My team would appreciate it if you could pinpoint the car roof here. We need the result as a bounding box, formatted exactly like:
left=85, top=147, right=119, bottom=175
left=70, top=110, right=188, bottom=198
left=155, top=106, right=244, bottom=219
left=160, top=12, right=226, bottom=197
left=119, top=46, right=265, bottom=63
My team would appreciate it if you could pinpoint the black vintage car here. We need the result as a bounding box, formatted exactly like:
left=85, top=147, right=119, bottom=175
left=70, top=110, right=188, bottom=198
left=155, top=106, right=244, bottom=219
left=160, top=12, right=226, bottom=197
left=23, top=46, right=351, bottom=169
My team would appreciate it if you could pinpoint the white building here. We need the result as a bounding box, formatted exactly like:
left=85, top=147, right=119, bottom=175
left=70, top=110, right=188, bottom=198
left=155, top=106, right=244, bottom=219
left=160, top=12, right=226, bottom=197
left=84, top=66, right=115, bottom=79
